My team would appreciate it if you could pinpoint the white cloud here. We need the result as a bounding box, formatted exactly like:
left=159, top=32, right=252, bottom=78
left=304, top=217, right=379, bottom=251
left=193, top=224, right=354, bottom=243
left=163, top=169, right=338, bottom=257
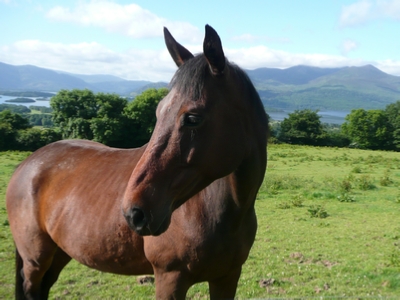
left=46, top=0, right=201, bottom=43
left=378, top=0, right=400, bottom=20
left=339, top=0, right=400, bottom=27
left=375, top=58, right=400, bottom=75
left=2, top=39, right=400, bottom=82
left=339, top=0, right=374, bottom=27
left=0, top=40, right=176, bottom=81
left=341, top=39, right=359, bottom=55
left=231, top=34, right=291, bottom=44
left=225, top=46, right=366, bottom=71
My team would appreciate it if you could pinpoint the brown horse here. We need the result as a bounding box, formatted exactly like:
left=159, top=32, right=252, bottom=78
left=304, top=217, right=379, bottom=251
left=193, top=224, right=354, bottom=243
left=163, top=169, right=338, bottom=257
left=6, top=25, right=268, bottom=299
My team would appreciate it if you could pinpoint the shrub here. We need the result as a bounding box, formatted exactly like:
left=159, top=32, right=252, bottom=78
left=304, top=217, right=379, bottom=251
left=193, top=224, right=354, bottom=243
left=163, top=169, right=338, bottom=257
left=308, top=205, right=329, bottom=218
left=276, top=202, right=291, bottom=209
left=357, top=175, right=376, bottom=190
left=337, top=193, right=356, bottom=203
left=339, top=179, right=352, bottom=193
left=291, top=195, right=304, bottom=207
left=380, top=170, right=393, bottom=186
left=351, top=166, right=362, bottom=173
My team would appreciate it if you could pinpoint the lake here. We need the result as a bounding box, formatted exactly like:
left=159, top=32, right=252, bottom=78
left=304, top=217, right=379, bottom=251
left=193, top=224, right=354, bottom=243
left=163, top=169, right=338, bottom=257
left=0, top=95, right=348, bottom=125
left=268, top=110, right=349, bottom=125
left=0, top=95, right=51, bottom=108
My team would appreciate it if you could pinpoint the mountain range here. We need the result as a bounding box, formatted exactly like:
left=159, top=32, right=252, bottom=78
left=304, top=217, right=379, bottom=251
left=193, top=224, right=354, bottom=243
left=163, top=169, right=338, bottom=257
left=1, top=62, right=400, bottom=111
left=0, top=62, right=166, bottom=97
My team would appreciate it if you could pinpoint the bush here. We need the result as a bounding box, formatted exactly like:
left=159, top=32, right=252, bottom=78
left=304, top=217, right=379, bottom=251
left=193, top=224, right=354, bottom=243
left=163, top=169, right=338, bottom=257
left=15, top=128, right=61, bottom=151
left=308, top=205, right=329, bottom=218
left=337, top=193, right=356, bottom=202
left=357, top=175, right=376, bottom=190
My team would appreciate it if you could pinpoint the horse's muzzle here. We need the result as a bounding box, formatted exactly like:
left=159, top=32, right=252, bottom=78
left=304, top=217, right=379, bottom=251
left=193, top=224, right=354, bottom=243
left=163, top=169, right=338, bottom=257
left=124, top=207, right=151, bottom=236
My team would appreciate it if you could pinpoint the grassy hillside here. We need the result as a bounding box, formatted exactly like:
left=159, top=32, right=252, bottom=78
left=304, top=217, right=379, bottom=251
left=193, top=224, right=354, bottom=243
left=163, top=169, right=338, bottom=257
left=0, top=145, right=399, bottom=298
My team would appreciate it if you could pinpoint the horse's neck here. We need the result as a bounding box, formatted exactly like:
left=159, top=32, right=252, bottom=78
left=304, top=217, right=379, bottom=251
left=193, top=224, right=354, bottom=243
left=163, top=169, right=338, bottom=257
left=197, top=145, right=266, bottom=226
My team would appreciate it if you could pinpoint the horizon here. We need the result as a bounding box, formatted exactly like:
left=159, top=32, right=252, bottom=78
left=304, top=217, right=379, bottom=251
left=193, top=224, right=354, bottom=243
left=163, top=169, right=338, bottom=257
left=2, top=0, right=400, bottom=82
left=2, top=61, right=397, bottom=83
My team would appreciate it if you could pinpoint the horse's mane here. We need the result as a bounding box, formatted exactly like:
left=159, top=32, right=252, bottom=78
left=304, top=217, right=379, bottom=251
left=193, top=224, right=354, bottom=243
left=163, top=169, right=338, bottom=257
left=170, top=54, right=269, bottom=129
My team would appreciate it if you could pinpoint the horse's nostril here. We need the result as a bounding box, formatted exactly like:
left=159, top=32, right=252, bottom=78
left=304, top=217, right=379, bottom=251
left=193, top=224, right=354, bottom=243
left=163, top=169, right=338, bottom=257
left=125, top=207, right=147, bottom=232
left=132, top=208, right=146, bottom=228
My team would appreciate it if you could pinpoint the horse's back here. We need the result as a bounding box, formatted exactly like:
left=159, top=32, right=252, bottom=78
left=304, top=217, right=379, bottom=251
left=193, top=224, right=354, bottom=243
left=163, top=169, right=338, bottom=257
left=7, top=139, right=143, bottom=212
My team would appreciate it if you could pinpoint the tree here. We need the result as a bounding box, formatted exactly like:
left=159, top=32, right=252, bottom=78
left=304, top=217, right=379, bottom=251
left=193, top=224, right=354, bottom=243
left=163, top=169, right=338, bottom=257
left=385, top=100, right=400, bottom=150
left=0, top=104, right=31, bottom=114
left=0, top=110, right=31, bottom=150
left=278, top=109, right=327, bottom=145
left=50, top=88, right=168, bottom=148
left=341, top=109, right=393, bottom=150
left=51, top=89, right=128, bottom=145
left=15, top=128, right=62, bottom=151
left=123, top=88, right=169, bottom=147
left=0, top=109, right=60, bottom=151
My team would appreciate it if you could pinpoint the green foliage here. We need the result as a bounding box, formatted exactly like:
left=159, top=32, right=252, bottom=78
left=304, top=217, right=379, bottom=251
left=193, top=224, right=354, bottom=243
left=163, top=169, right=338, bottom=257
left=0, top=110, right=32, bottom=150
left=123, top=88, right=169, bottom=147
left=52, top=89, right=107, bottom=140
left=356, top=175, right=376, bottom=190
left=15, top=128, right=61, bottom=151
left=339, top=178, right=352, bottom=193
left=50, top=88, right=168, bottom=148
left=351, top=166, right=362, bottom=173
left=0, top=109, right=30, bottom=130
left=5, top=97, right=35, bottom=103
left=337, top=193, right=356, bottom=202
left=28, top=105, right=53, bottom=113
left=27, top=114, right=53, bottom=127
left=278, top=109, right=327, bottom=145
left=307, top=205, right=329, bottom=218
left=385, top=100, right=400, bottom=150
left=380, top=170, right=393, bottom=186
left=389, top=247, right=400, bottom=268
left=51, top=89, right=130, bottom=146
left=323, top=126, right=351, bottom=147
left=0, top=103, right=31, bottom=114
left=342, top=108, right=394, bottom=150
left=291, top=194, right=304, bottom=207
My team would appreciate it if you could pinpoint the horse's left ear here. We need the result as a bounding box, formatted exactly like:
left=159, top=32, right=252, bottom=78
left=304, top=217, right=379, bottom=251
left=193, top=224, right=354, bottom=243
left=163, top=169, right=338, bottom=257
left=164, top=27, right=194, bottom=67
left=203, top=25, right=226, bottom=75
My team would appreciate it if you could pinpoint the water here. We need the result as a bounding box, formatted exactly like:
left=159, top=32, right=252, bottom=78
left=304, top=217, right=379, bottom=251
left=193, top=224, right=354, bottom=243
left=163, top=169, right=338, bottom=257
left=0, top=95, right=51, bottom=108
left=1, top=94, right=348, bottom=124
left=268, top=110, right=349, bottom=125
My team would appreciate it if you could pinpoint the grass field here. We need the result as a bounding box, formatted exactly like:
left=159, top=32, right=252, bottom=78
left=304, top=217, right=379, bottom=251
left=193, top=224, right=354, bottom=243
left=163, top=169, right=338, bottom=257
left=0, top=144, right=399, bottom=299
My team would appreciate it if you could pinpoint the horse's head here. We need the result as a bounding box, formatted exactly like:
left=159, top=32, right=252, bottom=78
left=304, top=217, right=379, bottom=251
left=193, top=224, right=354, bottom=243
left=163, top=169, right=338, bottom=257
left=122, top=25, right=268, bottom=236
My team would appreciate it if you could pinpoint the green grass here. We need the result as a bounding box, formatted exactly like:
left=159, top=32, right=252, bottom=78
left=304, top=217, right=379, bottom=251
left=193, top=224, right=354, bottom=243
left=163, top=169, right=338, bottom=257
left=1, top=145, right=400, bottom=298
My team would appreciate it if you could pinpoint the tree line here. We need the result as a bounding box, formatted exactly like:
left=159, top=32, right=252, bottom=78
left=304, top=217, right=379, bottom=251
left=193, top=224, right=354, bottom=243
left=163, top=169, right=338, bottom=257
left=272, top=102, right=400, bottom=151
left=0, top=87, right=399, bottom=152
left=0, top=88, right=168, bottom=151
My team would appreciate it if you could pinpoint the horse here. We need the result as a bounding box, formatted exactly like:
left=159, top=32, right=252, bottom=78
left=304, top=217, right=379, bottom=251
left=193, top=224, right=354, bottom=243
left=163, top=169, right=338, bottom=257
left=6, top=25, right=268, bottom=299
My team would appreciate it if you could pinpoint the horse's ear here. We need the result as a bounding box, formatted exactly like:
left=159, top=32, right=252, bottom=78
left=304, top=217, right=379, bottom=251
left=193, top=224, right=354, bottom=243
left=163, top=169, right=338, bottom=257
left=203, top=25, right=226, bottom=75
left=164, top=27, right=194, bottom=67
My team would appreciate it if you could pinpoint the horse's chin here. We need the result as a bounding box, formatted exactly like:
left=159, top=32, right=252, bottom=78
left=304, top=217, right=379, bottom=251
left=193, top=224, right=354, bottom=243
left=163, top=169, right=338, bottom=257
left=152, top=216, right=171, bottom=236
left=135, top=215, right=171, bottom=237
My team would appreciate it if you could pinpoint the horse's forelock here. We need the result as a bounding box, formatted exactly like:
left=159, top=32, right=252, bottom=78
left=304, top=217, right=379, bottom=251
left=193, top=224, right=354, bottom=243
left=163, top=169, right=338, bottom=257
left=170, top=54, right=209, bottom=101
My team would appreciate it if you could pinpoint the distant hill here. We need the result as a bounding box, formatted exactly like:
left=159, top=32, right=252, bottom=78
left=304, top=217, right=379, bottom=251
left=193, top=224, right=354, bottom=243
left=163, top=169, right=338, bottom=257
left=1, top=61, right=400, bottom=110
left=0, top=62, right=164, bottom=96
left=247, top=65, right=400, bottom=110
left=0, top=62, right=90, bottom=91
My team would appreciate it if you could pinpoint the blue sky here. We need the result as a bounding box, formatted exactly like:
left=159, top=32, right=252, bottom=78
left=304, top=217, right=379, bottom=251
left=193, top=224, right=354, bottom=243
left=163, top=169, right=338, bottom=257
left=1, top=0, right=400, bottom=81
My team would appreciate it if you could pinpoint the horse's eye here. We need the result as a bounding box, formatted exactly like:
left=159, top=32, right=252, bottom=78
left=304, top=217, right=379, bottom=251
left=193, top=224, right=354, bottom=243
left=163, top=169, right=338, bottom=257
left=183, top=114, right=203, bottom=128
